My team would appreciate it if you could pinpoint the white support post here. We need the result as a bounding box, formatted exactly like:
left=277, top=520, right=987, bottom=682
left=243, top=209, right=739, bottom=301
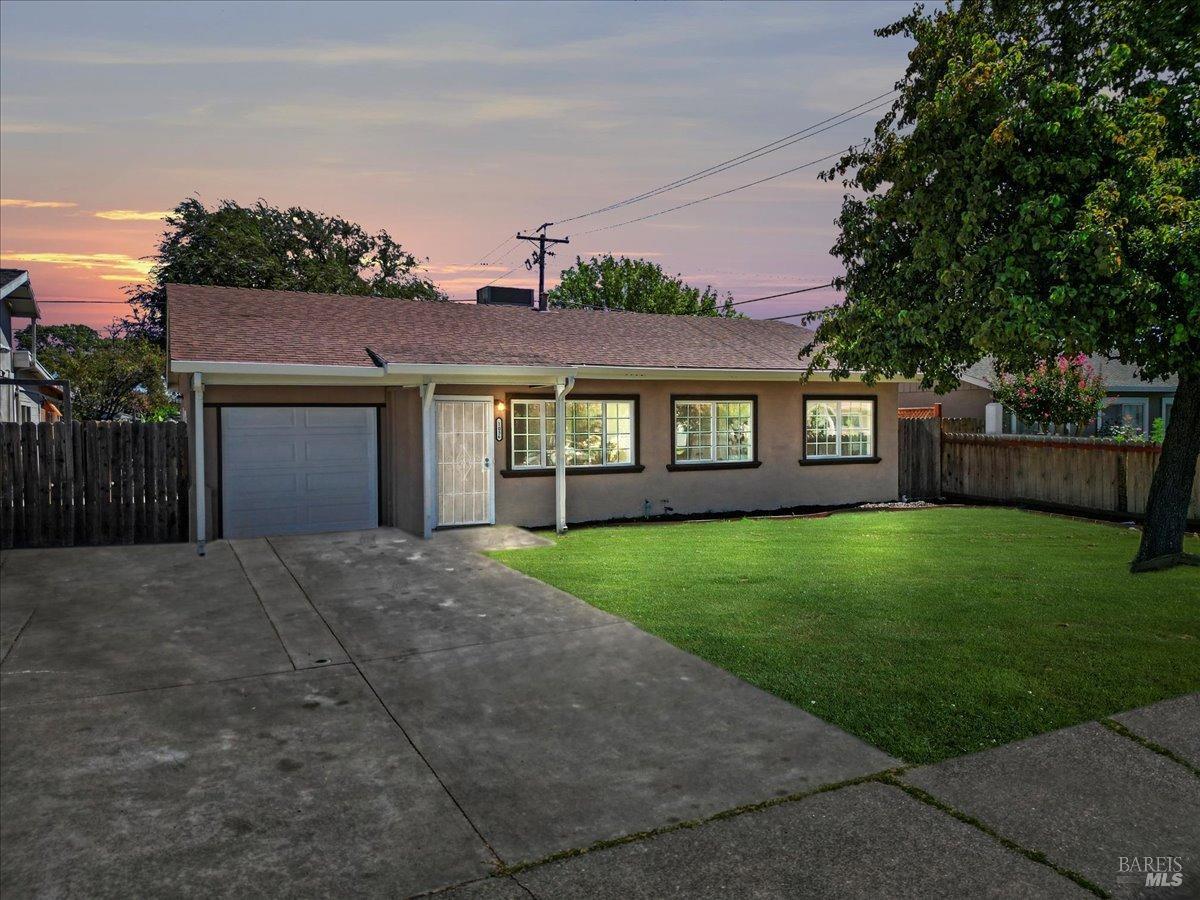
left=554, top=376, right=575, bottom=534
left=420, top=381, right=437, bottom=538
left=192, top=372, right=206, bottom=556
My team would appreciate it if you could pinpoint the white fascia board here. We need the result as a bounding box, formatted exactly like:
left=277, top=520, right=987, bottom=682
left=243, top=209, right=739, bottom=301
left=170, top=360, right=385, bottom=378
left=0, top=270, right=30, bottom=300
left=958, top=373, right=993, bottom=389
left=383, top=363, right=574, bottom=381
left=384, top=362, right=883, bottom=382
left=171, top=358, right=897, bottom=386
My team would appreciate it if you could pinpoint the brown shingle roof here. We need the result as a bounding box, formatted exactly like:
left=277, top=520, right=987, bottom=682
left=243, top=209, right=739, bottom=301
left=167, top=284, right=817, bottom=371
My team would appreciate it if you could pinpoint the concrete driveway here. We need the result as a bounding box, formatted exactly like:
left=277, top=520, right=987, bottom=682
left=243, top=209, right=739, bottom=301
left=1, top=527, right=894, bottom=897
left=4, top=529, right=1195, bottom=898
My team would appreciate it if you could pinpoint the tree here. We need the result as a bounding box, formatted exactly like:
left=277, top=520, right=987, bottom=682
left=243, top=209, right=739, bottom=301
left=804, top=0, right=1198, bottom=570
left=549, top=255, right=739, bottom=316
left=119, top=198, right=446, bottom=343
left=16, top=323, right=104, bottom=354
left=23, top=325, right=175, bottom=421
left=989, top=354, right=1108, bottom=433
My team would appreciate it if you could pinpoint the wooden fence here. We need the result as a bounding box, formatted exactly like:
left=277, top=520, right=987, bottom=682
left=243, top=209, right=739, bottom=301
left=0, top=421, right=189, bottom=549
left=940, top=432, right=1200, bottom=522
left=899, top=418, right=941, bottom=499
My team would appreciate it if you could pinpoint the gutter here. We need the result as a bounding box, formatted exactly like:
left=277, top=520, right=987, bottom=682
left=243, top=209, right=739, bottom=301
left=168, top=358, right=895, bottom=384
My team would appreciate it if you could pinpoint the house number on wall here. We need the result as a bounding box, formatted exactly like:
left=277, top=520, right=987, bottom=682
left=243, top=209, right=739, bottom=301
left=495, top=417, right=504, bottom=442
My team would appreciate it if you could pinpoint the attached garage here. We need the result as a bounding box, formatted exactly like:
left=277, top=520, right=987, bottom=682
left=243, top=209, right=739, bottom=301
left=219, top=406, right=379, bottom=539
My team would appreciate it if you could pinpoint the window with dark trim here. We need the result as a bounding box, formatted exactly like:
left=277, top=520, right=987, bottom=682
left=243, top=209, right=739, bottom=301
left=671, top=397, right=756, bottom=466
left=510, top=397, right=636, bottom=470
left=803, top=397, right=875, bottom=460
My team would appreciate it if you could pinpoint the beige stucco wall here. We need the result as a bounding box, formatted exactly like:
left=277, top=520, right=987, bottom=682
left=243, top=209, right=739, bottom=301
left=382, top=386, right=424, bottom=535
left=898, top=383, right=992, bottom=419
left=439, top=378, right=899, bottom=528
left=188, top=378, right=897, bottom=537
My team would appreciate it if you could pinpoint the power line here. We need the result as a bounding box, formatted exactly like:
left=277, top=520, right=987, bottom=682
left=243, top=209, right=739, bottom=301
left=472, top=90, right=894, bottom=269
left=571, top=144, right=856, bottom=238
left=476, top=233, right=519, bottom=265
left=31, top=299, right=127, bottom=305
left=482, top=260, right=524, bottom=287
left=765, top=303, right=842, bottom=322
left=729, top=282, right=835, bottom=307
left=552, top=90, right=896, bottom=226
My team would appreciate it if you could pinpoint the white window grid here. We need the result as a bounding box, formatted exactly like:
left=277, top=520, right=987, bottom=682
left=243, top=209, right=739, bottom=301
left=510, top=399, right=634, bottom=469
left=673, top=400, right=754, bottom=464
left=805, top=399, right=874, bottom=459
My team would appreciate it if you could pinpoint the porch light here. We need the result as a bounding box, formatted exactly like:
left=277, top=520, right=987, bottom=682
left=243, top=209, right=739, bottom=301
left=495, top=400, right=506, bottom=413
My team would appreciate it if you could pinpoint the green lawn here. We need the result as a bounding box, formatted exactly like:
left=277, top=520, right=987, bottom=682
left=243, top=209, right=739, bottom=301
left=490, top=508, right=1200, bottom=764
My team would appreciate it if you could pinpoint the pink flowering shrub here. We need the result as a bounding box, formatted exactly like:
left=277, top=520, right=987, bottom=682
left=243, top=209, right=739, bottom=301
left=990, top=354, right=1108, bottom=434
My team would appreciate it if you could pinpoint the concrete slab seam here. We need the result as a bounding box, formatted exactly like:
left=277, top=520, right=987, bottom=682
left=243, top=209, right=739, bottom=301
left=0, top=609, right=35, bottom=667
left=229, top=540, right=298, bottom=671
left=0, top=663, right=319, bottom=711
left=263, top=536, right=508, bottom=872
left=494, top=768, right=902, bottom=878
left=883, top=775, right=1107, bottom=897
left=1099, top=718, right=1200, bottom=779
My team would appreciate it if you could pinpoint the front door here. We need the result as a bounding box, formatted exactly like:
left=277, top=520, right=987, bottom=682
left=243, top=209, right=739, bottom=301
left=435, top=397, right=494, bottom=527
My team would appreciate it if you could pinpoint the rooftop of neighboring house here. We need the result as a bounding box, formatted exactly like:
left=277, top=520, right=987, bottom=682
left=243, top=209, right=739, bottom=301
left=166, top=283, right=820, bottom=373
left=959, top=356, right=1177, bottom=392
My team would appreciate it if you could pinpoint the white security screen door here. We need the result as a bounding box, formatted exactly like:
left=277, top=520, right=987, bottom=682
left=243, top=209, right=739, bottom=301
left=221, top=406, right=378, bottom=538
left=435, top=397, right=494, bottom=527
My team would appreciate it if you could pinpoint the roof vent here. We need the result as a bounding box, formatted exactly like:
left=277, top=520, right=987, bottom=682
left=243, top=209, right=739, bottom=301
left=476, top=286, right=534, bottom=308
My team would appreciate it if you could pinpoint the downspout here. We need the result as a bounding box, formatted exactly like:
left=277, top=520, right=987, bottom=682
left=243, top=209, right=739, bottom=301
left=420, top=381, right=437, bottom=538
left=192, top=372, right=206, bottom=556
left=554, top=375, right=576, bottom=534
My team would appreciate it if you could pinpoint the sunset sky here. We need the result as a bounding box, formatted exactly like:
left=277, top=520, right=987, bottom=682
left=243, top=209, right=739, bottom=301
left=1, top=0, right=912, bottom=331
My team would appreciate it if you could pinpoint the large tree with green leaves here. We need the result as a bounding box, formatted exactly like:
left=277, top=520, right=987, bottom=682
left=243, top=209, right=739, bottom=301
left=805, top=0, right=1198, bottom=570
left=18, top=324, right=175, bottom=421
left=549, top=255, right=738, bottom=316
left=119, top=198, right=446, bottom=343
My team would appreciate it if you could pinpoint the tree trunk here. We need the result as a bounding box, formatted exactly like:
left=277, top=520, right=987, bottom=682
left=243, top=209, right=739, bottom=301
left=1132, top=371, right=1200, bottom=572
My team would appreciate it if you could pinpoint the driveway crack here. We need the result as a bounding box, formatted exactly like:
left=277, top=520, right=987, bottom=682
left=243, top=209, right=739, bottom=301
left=263, top=537, right=507, bottom=871
left=0, top=609, right=35, bottom=667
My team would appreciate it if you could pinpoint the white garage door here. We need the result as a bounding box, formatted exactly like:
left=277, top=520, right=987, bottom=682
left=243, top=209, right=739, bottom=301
left=221, top=406, right=378, bottom=539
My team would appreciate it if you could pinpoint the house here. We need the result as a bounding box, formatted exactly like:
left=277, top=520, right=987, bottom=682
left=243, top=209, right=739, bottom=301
left=899, top=356, right=1177, bottom=436
left=166, top=283, right=900, bottom=550
left=0, top=269, right=63, bottom=424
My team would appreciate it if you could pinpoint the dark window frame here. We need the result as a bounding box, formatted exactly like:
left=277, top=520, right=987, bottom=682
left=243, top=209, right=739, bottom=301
left=500, top=392, right=644, bottom=478
left=667, top=394, right=762, bottom=472
left=799, top=394, right=882, bottom=466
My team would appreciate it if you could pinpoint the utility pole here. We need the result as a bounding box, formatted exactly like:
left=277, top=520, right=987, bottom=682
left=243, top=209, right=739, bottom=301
left=516, top=223, right=569, bottom=311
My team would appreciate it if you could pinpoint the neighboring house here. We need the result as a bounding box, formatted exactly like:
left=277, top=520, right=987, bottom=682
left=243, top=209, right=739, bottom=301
left=0, top=269, right=61, bottom=424
left=899, top=356, right=1177, bottom=436
left=167, top=283, right=901, bottom=547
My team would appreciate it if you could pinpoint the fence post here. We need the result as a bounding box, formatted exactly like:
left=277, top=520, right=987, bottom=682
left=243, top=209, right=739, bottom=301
left=22, top=423, right=41, bottom=548
left=1116, top=453, right=1128, bottom=515
left=0, top=424, right=14, bottom=550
